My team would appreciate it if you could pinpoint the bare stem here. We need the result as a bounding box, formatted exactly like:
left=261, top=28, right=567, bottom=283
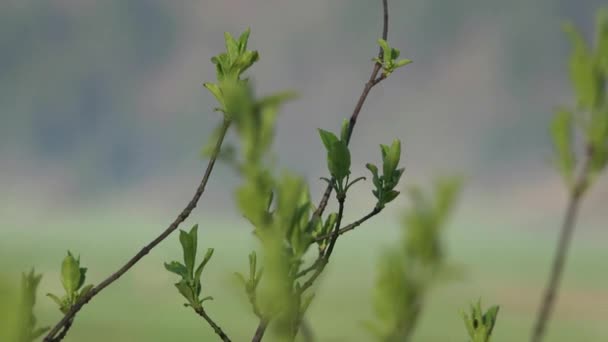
left=313, top=206, right=382, bottom=242
left=298, top=199, right=345, bottom=295
left=251, top=319, right=269, bottom=342
left=194, top=306, right=232, bottom=342
left=43, top=119, right=232, bottom=342
left=530, top=158, right=591, bottom=342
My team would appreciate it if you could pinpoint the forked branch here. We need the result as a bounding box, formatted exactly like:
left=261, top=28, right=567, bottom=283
left=43, top=119, right=232, bottom=342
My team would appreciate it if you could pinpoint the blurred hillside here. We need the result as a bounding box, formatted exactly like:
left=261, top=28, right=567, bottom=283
left=1, top=0, right=607, bottom=225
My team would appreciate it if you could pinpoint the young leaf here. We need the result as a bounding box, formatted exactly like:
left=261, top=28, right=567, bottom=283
left=175, top=280, right=196, bottom=307
left=394, top=59, right=413, bottom=68
left=77, top=284, right=94, bottom=301
left=378, top=39, right=390, bottom=64
left=327, top=140, right=351, bottom=181
left=340, top=119, right=350, bottom=142
left=179, top=226, right=198, bottom=277
left=318, top=128, right=339, bottom=151
left=164, top=261, right=189, bottom=278
left=46, top=293, right=62, bottom=307
left=563, top=23, right=603, bottom=110
left=61, top=252, right=81, bottom=295
left=383, top=139, right=401, bottom=177
left=194, top=248, right=215, bottom=282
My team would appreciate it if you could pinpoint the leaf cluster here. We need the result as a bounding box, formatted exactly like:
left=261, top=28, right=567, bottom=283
left=203, top=28, right=260, bottom=117
left=366, top=140, right=404, bottom=209
left=164, top=225, right=215, bottom=310
left=461, top=300, right=500, bottom=342
left=367, top=178, right=462, bottom=341
left=373, top=39, right=412, bottom=77
left=47, top=252, right=93, bottom=314
left=16, top=270, right=49, bottom=342
left=552, top=10, right=608, bottom=189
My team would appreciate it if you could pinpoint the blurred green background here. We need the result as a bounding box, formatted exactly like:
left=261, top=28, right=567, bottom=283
left=1, top=0, right=607, bottom=341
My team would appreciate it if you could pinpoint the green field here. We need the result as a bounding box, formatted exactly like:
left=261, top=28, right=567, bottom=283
left=1, top=211, right=606, bottom=341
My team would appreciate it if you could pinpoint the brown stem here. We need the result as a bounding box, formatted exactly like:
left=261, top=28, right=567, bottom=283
left=43, top=119, right=232, bottom=342
left=251, top=319, right=269, bottom=342
left=47, top=319, right=72, bottom=342
left=194, top=306, right=232, bottom=342
left=530, top=159, right=591, bottom=342
left=311, top=0, right=390, bottom=220
left=313, top=206, right=382, bottom=242
left=298, top=199, right=345, bottom=295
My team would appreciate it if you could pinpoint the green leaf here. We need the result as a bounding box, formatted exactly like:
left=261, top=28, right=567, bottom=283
left=394, top=59, right=413, bottom=68
left=224, top=31, right=239, bottom=60
left=46, top=293, right=63, bottom=308
left=175, top=280, right=196, bottom=306
left=194, top=248, right=215, bottom=282
left=61, top=252, right=81, bottom=295
left=391, top=47, right=400, bottom=60
left=551, top=108, right=575, bottom=185
left=204, top=82, right=224, bottom=107
left=366, top=163, right=381, bottom=189
left=382, top=190, right=400, bottom=205
left=327, top=140, right=351, bottom=181
left=597, top=9, right=608, bottom=72
left=179, top=225, right=198, bottom=277
left=383, top=139, right=401, bottom=177
left=200, top=296, right=214, bottom=304
left=77, top=284, right=94, bottom=301
left=238, top=28, right=251, bottom=53
left=164, top=261, right=188, bottom=278
left=318, top=128, right=339, bottom=151
left=340, top=119, right=350, bottom=142
left=378, top=39, right=390, bottom=63
left=564, top=23, right=603, bottom=110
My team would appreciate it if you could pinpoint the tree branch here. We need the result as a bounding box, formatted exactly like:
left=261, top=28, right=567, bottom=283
left=251, top=318, right=269, bottom=342
left=530, top=156, right=591, bottom=342
left=47, top=319, right=72, bottom=342
left=298, top=199, right=345, bottom=295
left=313, top=206, right=382, bottom=243
left=311, top=0, right=390, bottom=220
left=43, top=119, right=232, bottom=342
left=194, top=306, right=232, bottom=342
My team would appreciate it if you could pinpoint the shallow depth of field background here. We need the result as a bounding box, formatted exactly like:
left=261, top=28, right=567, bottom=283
left=1, top=1, right=607, bottom=341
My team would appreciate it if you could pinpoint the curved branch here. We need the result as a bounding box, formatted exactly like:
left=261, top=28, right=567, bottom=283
left=43, top=119, right=232, bottom=342
left=312, top=0, right=390, bottom=220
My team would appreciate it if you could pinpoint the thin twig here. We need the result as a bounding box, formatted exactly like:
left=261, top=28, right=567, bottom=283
left=194, top=306, right=232, bottom=342
left=43, top=119, right=232, bottom=342
left=311, top=0, right=390, bottom=220
left=313, top=206, right=382, bottom=242
left=298, top=199, right=345, bottom=295
left=530, top=157, right=591, bottom=342
left=48, top=319, right=72, bottom=342
left=251, top=318, right=269, bottom=342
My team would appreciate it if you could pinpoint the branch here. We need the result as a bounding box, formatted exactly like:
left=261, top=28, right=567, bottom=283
left=530, top=156, right=591, bottom=342
left=313, top=206, right=382, bottom=243
left=311, top=0, right=390, bottom=220
left=43, top=119, right=232, bottom=342
left=194, top=306, right=232, bottom=342
left=251, top=318, right=269, bottom=342
left=298, top=199, right=345, bottom=295
left=47, top=319, right=72, bottom=342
